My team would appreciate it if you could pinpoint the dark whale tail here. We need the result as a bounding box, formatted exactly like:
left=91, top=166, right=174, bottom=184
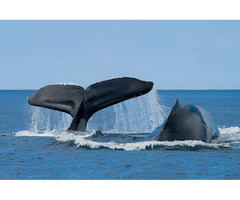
left=28, top=77, right=153, bottom=132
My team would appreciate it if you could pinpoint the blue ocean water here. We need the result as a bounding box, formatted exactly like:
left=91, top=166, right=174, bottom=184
left=0, top=90, right=240, bottom=179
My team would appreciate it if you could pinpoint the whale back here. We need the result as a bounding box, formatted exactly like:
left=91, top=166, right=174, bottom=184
left=146, top=99, right=220, bottom=143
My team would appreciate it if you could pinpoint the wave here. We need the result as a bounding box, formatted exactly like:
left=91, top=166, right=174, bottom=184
left=214, top=127, right=240, bottom=145
left=14, top=126, right=240, bottom=151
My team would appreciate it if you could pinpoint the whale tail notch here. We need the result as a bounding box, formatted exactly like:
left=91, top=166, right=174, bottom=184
left=28, top=77, right=153, bottom=132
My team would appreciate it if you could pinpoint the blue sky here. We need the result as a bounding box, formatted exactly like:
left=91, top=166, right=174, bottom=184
left=0, top=20, right=239, bottom=89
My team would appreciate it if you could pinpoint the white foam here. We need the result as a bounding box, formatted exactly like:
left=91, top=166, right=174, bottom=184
left=14, top=125, right=240, bottom=151
left=55, top=132, right=229, bottom=150
left=213, top=126, right=240, bottom=145
left=219, top=126, right=240, bottom=135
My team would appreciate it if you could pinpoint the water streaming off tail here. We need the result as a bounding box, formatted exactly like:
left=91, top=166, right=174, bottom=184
left=29, top=89, right=169, bottom=133
left=113, top=89, right=168, bottom=132
left=30, top=107, right=72, bottom=133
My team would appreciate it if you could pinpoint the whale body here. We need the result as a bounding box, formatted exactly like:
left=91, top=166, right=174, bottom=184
left=28, top=77, right=153, bottom=132
left=144, top=99, right=220, bottom=143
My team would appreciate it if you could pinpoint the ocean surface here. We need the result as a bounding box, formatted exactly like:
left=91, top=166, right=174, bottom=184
left=0, top=89, right=240, bottom=179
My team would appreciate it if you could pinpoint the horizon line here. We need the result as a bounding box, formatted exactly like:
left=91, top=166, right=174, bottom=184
left=0, top=88, right=240, bottom=91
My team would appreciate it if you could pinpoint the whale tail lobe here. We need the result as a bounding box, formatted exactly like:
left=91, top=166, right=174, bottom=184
left=28, top=77, right=153, bottom=131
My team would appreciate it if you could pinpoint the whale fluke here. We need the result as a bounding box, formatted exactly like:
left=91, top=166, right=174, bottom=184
left=28, top=84, right=84, bottom=117
left=28, top=77, right=153, bottom=132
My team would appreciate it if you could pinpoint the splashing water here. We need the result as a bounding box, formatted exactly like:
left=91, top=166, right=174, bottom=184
left=112, top=89, right=168, bottom=132
left=29, top=89, right=169, bottom=133
left=30, top=107, right=72, bottom=133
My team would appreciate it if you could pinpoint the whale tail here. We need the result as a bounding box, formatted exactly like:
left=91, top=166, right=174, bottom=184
left=28, top=77, right=153, bottom=131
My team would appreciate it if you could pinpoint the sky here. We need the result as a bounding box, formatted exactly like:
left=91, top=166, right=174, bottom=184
left=0, top=20, right=240, bottom=90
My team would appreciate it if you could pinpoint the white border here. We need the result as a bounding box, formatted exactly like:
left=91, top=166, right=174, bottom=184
left=0, top=0, right=239, bottom=198
left=0, top=0, right=240, bottom=20
left=1, top=180, right=239, bottom=200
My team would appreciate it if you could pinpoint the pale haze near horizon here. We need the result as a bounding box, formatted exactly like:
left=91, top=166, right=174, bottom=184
left=0, top=20, right=239, bottom=90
